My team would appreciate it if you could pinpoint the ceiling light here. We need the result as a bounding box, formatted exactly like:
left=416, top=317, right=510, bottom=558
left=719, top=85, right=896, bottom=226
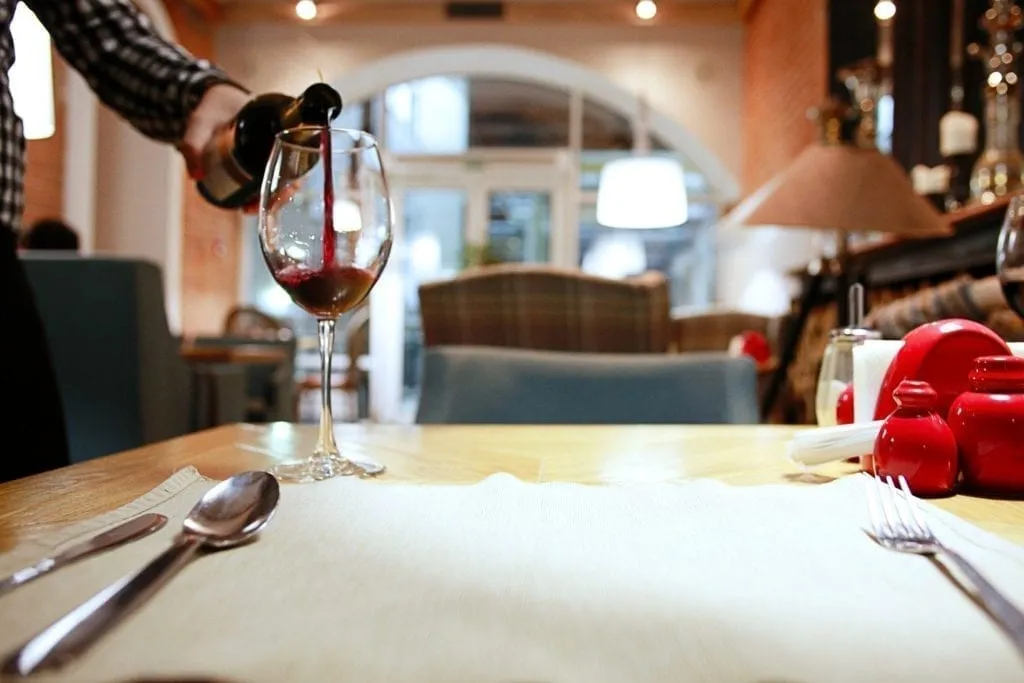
left=873, top=0, right=896, bottom=22
left=596, top=156, right=688, bottom=228
left=596, top=97, right=688, bottom=229
left=295, top=0, right=318, bottom=21
left=635, top=0, right=657, bottom=21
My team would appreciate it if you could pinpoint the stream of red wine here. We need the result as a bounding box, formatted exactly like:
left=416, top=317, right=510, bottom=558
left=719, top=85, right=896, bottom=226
left=321, top=126, right=336, bottom=270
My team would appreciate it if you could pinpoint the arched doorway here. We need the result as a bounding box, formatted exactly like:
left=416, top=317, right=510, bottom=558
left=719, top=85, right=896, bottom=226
left=328, top=45, right=738, bottom=202
left=63, top=0, right=185, bottom=330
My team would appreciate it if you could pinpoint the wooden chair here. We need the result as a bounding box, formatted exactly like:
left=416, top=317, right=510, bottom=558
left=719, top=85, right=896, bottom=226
left=223, top=306, right=292, bottom=341
left=418, top=264, right=671, bottom=353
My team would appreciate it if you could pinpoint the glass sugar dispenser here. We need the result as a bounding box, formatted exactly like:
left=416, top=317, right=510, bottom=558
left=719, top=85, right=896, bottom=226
left=815, top=284, right=880, bottom=426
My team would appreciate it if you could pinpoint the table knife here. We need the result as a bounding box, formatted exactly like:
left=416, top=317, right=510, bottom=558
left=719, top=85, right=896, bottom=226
left=0, top=513, right=167, bottom=597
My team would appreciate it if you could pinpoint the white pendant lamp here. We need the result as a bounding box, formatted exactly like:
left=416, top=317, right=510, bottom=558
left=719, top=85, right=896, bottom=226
left=9, top=4, right=54, bottom=141
left=596, top=97, right=687, bottom=229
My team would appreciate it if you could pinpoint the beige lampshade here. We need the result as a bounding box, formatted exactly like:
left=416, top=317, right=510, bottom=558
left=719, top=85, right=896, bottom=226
left=738, top=144, right=951, bottom=237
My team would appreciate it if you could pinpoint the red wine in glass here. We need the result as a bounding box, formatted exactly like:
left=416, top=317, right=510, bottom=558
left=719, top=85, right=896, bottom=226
left=274, top=264, right=377, bottom=319
left=1001, top=277, right=1024, bottom=319
left=997, top=196, right=1024, bottom=320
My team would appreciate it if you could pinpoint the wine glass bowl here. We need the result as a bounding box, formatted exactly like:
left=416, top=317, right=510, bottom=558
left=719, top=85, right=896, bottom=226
left=997, top=195, right=1024, bottom=320
left=258, top=126, right=392, bottom=482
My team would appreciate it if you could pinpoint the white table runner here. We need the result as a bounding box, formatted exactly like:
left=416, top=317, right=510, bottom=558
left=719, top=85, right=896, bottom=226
left=2, top=468, right=1023, bottom=682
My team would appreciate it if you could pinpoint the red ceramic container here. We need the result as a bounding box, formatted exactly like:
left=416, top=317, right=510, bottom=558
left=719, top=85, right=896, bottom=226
left=873, top=319, right=1011, bottom=422
left=835, top=384, right=859, bottom=463
left=873, top=379, right=958, bottom=497
left=836, top=384, right=855, bottom=425
left=948, top=355, right=1024, bottom=495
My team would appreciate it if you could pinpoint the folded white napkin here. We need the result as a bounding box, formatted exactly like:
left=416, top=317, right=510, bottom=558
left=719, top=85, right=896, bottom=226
left=2, top=469, right=1023, bottom=682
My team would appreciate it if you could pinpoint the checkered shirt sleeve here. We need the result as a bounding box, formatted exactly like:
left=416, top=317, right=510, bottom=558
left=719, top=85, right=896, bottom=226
left=23, top=0, right=231, bottom=143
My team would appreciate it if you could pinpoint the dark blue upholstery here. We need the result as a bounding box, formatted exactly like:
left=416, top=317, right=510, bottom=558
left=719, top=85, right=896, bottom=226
left=22, top=255, right=196, bottom=462
left=416, top=346, right=759, bottom=425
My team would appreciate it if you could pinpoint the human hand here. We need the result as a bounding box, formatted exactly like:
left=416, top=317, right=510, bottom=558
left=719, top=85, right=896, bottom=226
left=179, top=83, right=249, bottom=182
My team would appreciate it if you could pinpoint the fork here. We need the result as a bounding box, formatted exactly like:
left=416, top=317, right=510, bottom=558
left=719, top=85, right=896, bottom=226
left=865, top=473, right=1024, bottom=656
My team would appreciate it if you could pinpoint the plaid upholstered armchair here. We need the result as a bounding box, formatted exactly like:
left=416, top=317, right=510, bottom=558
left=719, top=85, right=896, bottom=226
left=418, top=265, right=671, bottom=353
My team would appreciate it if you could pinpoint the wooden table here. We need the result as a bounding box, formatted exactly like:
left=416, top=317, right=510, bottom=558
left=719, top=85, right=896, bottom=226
left=180, top=345, right=287, bottom=365
left=2, top=424, right=1023, bottom=552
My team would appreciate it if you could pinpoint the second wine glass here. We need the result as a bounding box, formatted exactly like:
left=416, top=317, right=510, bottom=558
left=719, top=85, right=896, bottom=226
left=258, top=126, right=393, bottom=483
left=998, top=194, right=1024, bottom=320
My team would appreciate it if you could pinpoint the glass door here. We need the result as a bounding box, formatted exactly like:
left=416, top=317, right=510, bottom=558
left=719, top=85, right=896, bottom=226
left=369, top=153, right=570, bottom=423
left=400, top=188, right=468, bottom=405
left=486, top=191, right=552, bottom=263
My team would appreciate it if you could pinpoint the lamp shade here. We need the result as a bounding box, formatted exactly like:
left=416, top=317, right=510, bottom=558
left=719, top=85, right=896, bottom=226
left=9, top=4, right=54, bottom=141
left=737, top=144, right=950, bottom=237
left=596, top=156, right=688, bottom=229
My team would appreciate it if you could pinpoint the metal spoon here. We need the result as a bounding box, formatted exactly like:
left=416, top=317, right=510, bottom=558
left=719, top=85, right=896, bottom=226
left=2, top=470, right=280, bottom=677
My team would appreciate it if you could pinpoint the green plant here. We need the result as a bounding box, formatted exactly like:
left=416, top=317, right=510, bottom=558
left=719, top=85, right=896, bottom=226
left=461, top=242, right=504, bottom=268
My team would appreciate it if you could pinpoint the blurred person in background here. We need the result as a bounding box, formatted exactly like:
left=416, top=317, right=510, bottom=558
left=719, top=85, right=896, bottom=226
left=19, top=218, right=80, bottom=251
left=0, top=0, right=251, bottom=483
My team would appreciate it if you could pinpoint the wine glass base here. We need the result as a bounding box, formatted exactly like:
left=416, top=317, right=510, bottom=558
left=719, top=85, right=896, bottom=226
left=271, top=455, right=386, bottom=483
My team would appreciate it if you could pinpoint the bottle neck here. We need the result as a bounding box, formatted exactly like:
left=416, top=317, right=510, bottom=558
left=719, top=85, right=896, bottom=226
left=983, top=92, right=1020, bottom=152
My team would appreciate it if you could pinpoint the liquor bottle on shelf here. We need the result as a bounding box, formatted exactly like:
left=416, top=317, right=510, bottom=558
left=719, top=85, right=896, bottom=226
left=940, top=110, right=979, bottom=211
left=941, top=0, right=979, bottom=211
left=968, top=0, right=1024, bottom=205
left=197, top=82, right=343, bottom=210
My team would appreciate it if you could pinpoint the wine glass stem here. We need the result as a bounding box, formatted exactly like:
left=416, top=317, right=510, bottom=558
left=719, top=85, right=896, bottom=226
left=316, top=318, right=339, bottom=457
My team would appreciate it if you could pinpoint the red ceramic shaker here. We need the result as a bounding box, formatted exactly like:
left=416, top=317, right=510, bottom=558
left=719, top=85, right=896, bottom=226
left=948, top=355, right=1024, bottom=495
left=873, top=379, right=958, bottom=496
left=836, top=384, right=855, bottom=425
left=834, top=384, right=859, bottom=463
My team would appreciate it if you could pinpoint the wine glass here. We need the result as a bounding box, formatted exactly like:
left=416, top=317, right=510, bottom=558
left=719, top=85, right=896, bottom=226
left=997, top=195, right=1024, bottom=320
left=258, top=126, right=392, bottom=482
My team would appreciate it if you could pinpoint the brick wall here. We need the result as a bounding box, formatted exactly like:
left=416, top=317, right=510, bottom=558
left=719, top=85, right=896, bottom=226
left=166, top=1, right=242, bottom=337
left=742, top=0, right=828, bottom=194
left=22, top=51, right=64, bottom=229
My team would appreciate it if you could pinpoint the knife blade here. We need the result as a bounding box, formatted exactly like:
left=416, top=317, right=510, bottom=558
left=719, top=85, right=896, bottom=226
left=0, top=513, right=168, bottom=597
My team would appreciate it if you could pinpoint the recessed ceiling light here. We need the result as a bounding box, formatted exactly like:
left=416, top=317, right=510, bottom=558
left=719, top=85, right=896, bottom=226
left=635, top=0, right=657, bottom=20
left=295, top=0, right=318, bottom=21
left=873, top=0, right=896, bottom=21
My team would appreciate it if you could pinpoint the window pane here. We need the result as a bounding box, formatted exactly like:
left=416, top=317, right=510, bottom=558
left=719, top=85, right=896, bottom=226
left=487, top=191, right=551, bottom=263
left=468, top=78, right=570, bottom=147
left=581, top=96, right=674, bottom=151
left=385, top=76, right=469, bottom=154
left=400, top=188, right=468, bottom=397
left=334, top=101, right=365, bottom=132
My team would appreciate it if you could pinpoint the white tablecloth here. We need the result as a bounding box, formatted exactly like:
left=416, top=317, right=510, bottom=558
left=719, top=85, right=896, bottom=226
left=2, top=468, right=1023, bottom=682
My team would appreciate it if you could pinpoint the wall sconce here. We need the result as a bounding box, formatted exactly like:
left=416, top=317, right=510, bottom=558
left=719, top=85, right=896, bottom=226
left=9, top=4, right=54, bottom=141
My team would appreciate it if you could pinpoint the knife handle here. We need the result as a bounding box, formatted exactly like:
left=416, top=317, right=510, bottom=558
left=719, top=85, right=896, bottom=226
left=0, top=559, right=56, bottom=596
left=1, top=535, right=201, bottom=676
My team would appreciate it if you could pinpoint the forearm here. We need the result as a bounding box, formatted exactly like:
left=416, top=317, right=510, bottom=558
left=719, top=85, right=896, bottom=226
left=24, top=0, right=241, bottom=143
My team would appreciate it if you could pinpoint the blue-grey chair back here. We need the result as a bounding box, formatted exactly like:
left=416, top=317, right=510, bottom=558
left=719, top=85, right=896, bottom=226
left=21, top=255, right=191, bottom=462
left=416, top=346, right=759, bottom=425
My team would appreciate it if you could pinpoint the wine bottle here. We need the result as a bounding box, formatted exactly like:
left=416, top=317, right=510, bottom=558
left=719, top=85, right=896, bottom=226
left=197, top=83, right=343, bottom=210
left=940, top=109, right=978, bottom=211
